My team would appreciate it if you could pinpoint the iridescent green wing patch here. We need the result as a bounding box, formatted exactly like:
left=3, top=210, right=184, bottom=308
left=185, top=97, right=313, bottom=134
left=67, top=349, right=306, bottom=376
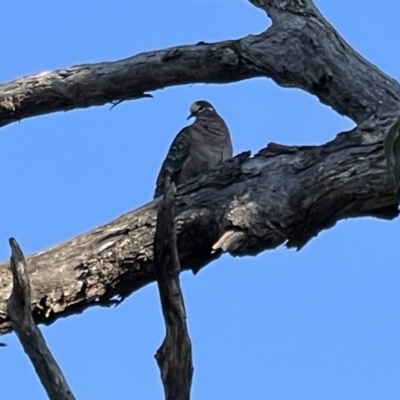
left=154, top=127, right=191, bottom=198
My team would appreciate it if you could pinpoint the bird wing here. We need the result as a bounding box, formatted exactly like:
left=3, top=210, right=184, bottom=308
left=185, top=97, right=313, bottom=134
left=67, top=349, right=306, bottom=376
left=154, top=126, right=191, bottom=198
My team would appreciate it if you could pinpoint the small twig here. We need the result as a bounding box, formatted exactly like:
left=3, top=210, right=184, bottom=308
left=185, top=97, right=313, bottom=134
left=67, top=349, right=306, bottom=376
left=7, top=237, right=76, bottom=400
left=154, top=179, right=193, bottom=400
left=109, top=93, right=153, bottom=110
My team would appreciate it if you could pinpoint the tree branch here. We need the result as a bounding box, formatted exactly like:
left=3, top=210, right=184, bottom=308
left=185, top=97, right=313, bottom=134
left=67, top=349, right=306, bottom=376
left=154, top=180, right=193, bottom=400
left=1, top=0, right=399, bottom=129
left=6, top=238, right=76, bottom=400
left=0, top=0, right=399, bottom=341
left=0, top=118, right=398, bottom=335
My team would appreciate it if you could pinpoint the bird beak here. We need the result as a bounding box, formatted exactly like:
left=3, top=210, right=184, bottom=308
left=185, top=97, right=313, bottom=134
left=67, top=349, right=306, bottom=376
left=187, top=112, right=195, bottom=120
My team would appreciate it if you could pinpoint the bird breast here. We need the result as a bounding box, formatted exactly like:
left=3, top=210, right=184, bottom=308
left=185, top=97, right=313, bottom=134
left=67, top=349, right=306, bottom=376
left=178, top=116, right=232, bottom=183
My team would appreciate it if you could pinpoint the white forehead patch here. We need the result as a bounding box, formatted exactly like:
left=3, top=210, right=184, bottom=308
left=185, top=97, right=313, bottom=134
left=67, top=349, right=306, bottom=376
left=189, top=102, right=202, bottom=113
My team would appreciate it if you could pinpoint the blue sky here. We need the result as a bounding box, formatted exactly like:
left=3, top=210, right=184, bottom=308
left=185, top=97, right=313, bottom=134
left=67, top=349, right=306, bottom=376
left=1, top=1, right=400, bottom=399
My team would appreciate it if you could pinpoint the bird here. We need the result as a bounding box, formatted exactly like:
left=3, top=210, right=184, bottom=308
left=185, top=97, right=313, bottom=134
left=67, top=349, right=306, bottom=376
left=154, top=100, right=233, bottom=198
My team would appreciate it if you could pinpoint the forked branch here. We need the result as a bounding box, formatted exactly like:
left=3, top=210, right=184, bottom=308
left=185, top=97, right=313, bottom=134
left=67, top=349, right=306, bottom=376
left=1, top=0, right=399, bottom=129
left=0, top=0, right=399, bottom=338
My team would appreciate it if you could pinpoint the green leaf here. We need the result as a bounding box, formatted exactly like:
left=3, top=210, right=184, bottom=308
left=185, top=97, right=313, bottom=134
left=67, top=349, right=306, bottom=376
left=384, top=117, right=400, bottom=190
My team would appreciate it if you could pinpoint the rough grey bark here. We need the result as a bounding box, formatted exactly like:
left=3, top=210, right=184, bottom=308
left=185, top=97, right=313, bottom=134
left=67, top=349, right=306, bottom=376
left=6, top=238, right=76, bottom=400
left=0, top=124, right=397, bottom=335
left=0, top=0, right=399, bottom=335
left=154, top=181, right=193, bottom=400
left=1, top=1, right=398, bottom=128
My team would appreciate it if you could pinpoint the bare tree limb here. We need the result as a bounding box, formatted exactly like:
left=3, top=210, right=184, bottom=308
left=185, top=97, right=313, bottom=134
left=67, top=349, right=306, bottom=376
left=0, top=0, right=399, bottom=338
left=0, top=118, right=398, bottom=336
left=6, top=238, right=76, bottom=400
left=1, top=0, right=399, bottom=129
left=154, top=180, right=193, bottom=400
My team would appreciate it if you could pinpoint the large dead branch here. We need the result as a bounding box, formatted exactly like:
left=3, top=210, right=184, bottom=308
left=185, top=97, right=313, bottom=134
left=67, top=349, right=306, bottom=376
left=154, top=181, right=193, bottom=400
left=0, top=0, right=399, bottom=335
left=7, top=238, right=76, bottom=400
left=1, top=0, right=399, bottom=129
left=0, top=120, right=397, bottom=335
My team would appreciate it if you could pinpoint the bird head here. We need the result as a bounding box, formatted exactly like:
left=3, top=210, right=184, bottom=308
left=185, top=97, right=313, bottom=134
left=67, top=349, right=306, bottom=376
left=187, top=100, right=215, bottom=120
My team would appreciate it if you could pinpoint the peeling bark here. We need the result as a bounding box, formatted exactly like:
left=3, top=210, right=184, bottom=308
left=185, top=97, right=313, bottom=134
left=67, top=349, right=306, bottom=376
left=0, top=0, right=399, bottom=335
